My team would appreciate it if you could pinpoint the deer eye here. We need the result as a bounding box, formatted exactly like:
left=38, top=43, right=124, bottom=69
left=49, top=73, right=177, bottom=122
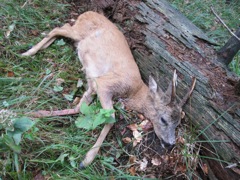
left=161, top=117, right=168, bottom=126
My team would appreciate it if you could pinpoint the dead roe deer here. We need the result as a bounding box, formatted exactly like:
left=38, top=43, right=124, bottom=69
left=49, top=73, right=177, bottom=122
left=22, top=11, right=196, bottom=168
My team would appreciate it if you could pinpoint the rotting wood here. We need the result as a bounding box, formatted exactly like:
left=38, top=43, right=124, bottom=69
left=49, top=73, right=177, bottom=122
left=217, top=27, right=240, bottom=66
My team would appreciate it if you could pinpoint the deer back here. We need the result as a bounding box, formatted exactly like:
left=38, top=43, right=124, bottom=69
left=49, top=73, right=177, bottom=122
left=74, top=11, right=145, bottom=98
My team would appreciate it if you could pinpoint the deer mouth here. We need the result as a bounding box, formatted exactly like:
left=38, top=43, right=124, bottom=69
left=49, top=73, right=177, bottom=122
left=160, top=138, right=175, bottom=150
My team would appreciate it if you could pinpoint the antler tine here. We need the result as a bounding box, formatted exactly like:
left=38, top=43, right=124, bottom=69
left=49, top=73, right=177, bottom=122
left=179, top=77, right=196, bottom=107
left=170, top=70, right=177, bottom=105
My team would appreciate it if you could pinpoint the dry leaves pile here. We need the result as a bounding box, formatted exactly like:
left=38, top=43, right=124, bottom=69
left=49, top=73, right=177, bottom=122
left=117, top=113, right=206, bottom=178
left=122, top=118, right=153, bottom=146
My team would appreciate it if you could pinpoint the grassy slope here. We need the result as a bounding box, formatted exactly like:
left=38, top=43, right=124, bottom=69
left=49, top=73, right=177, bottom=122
left=0, top=0, right=239, bottom=179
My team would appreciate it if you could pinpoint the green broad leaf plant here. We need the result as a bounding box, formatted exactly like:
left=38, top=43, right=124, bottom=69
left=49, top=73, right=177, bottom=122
left=0, top=110, right=35, bottom=176
left=0, top=116, right=35, bottom=153
left=75, top=102, right=116, bottom=130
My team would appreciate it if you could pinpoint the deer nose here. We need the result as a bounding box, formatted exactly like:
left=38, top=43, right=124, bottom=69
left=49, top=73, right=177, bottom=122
left=161, top=139, right=174, bottom=150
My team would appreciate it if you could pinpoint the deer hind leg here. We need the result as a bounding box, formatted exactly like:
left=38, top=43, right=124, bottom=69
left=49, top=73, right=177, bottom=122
left=22, top=23, right=75, bottom=56
left=28, top=82, right=95, bottom=117
left=80, top=92, right=114, bottom=169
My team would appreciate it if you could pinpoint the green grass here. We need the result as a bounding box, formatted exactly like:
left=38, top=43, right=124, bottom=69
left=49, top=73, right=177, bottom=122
left=1, top=0, right=239, bottom=179
left=168, top=0, right=240, bottom=75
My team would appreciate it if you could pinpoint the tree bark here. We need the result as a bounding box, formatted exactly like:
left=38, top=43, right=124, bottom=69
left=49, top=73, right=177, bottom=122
left=217, top=27, right=240, bottom=66
left=98, top=0, right=240, bottom=179
left=236, top=80, right=240, bottom=95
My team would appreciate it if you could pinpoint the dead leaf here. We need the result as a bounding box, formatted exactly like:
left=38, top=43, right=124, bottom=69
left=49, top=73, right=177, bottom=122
left=202, top=163, right=208, bottom=175
left=122, top=137, right=132, bottom=144
left=139, top=120, right=148, bottom=127
left=128, top=166, right=136, bottom=175
left=127, top=123, right=138, bottom=131
left=129, top=156, right=136, bottom=164
left=139, top=157, right=148, bottom=171
left=72, top=97, right=80, bottom=105
left=132, top=130, right=142, bottom=147
left=127, top=123, right=143, bottom=147
left=151, top=157, right=162, bottom=166
left=162, top=155, right=169, bottom=163
left=175, top=163, right=187, bottom=174
left=34, top=172, right=44, bottom=180
left=210, top=26, right=217, bottom=31
left=181, top=111, right=185, bottom=119
left=137, top=113, right=145, bottom=120
left=177, top=136, right=185, bottom=144
left=7, top=71, right=14, bottom=77
left=56, top=78, right=65, bottom=86
left=5, top=30, right=11, bottom=38
left=133, top=130, right=142, bottom=142
left=31, top=30, right=39, bottom=36
left=5, top=23, right=15, bottom=38
left=133, top=140, right=138, bottom=147
left=41, top=32, right=47, bottom=36
left=139, top=120, right=153, bottom=132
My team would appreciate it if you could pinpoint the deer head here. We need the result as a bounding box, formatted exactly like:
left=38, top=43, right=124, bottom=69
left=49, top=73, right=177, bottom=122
left=149, top=70, right=196, bottom=149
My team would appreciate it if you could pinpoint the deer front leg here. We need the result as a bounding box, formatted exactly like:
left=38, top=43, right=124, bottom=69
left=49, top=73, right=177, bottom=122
left=79, top=94, right=114, bottom=169
left=80, top=123, right=114, bottom=168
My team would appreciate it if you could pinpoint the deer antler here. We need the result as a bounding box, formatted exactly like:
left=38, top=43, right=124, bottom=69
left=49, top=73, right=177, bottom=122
left=169, top=70, right=177, bottom=105
left=179, top=77, right=196, bottom=107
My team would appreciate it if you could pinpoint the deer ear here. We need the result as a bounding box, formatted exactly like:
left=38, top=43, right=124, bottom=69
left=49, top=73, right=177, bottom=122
left=149, top=75, right=158, bottom=93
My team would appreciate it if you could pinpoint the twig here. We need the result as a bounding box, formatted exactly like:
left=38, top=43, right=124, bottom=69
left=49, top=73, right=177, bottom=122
left=211, top=6, right=240, bottom=42
left=21, top=0, right=31, bottom=8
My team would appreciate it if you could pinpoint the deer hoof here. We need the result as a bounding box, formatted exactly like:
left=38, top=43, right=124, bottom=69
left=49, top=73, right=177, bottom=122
left=79, top=162, right=85, bottom=170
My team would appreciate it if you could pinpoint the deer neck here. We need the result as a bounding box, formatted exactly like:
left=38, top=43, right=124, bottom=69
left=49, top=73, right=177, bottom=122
left=124, top=83, right=157, bottom=120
